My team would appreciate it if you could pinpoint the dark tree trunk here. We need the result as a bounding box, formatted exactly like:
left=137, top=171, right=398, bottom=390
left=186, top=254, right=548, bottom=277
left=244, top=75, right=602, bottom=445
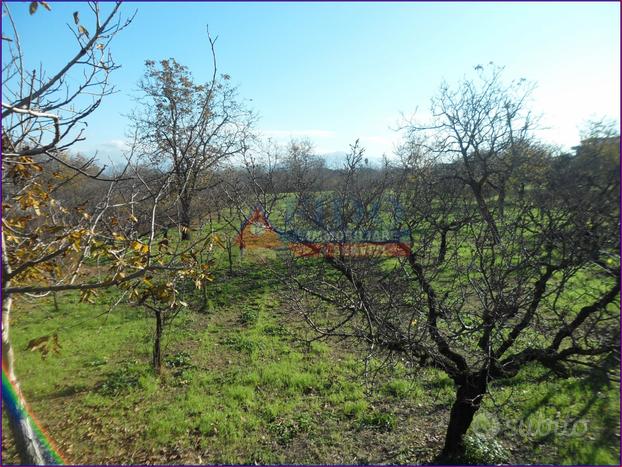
left=437, top=226, right=449, bottom=264
left=441, top=373, right=488, bottom=461
left=227, top=241, right=233, bottom=275
left=153, top=309, right=163, bottom=374
left=180, top=197, right=191, bottom=241
left=497, top=182, right=506, bottom=219
left=469, top=182, right=500, bottom=244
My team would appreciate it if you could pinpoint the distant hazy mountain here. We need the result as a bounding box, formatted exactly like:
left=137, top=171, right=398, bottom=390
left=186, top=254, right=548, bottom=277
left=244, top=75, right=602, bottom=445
left=319, top=151, right=386, bottom=168
left=319, top=151, right=348, bottom=168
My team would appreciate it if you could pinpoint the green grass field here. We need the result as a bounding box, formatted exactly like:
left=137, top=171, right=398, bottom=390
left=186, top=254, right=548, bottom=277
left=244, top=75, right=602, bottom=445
left=2, top=244, right=619, bottom=465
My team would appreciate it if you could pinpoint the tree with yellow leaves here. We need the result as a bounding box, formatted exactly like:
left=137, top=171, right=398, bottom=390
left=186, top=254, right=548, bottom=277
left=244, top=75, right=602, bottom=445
left=2, top=3, right=216, bottom=463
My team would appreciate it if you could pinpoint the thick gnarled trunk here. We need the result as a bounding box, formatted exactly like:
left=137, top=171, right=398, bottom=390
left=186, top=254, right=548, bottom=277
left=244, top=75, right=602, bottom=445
left=441, top=374, right=488, bottom=461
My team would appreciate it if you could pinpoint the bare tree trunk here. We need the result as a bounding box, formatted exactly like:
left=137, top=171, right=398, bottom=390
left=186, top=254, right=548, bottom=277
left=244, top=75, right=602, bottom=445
left=2, top=233, right=47, bottom=465
left=440, top=374, right=487, bottom=461
left=469, top=182, right=500, bottom=244
left=152, top=309, right=163, bottom=374
left=437, top=226, right=449, bottom=264
left=226, top=238, right=234, bottom=275
left=179, top=196, right=191, bottom=241
left=497, top=178, right=507, bottom=220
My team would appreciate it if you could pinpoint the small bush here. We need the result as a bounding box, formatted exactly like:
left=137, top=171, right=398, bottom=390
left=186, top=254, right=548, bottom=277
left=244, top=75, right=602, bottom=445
left=464, top=433, right=510, bottom=465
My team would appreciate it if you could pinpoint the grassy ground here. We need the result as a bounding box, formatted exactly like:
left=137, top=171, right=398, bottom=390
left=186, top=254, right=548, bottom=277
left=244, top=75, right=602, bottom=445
left=2, top=249, right=620, bottom=465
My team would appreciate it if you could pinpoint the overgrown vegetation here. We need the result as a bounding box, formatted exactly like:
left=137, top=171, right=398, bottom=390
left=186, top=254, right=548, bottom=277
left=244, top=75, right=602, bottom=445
left=1, top=252, right=619, bottom=464
left=1, top=2, right=618, bottom=466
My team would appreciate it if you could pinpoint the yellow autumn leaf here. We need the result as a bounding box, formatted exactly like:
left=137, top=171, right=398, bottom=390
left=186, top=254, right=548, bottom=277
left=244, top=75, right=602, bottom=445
left=131, top=240, right=149, bottom=255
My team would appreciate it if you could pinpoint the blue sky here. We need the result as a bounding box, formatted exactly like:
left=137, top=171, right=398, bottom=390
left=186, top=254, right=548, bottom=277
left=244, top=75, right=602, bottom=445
left=3, top=1, right=620, bottom=163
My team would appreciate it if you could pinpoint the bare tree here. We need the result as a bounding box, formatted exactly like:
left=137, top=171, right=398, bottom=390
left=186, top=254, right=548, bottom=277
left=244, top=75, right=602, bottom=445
left=404, top=65, right=536, bottom=244
left=285, top=71, right=619, bottom=461
left=213, top=138, right=305, bottom=273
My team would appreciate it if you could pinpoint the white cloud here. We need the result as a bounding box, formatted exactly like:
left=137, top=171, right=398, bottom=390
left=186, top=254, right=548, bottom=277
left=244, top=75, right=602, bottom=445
left=100, top=139, right=130, bottom=152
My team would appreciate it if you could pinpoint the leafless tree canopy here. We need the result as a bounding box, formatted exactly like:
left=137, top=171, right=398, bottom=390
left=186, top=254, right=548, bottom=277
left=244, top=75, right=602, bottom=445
left=283, top=69, right=620, bottom=459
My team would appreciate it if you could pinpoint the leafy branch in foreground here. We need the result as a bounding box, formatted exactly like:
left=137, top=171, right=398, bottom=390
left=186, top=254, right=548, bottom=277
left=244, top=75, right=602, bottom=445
left=1, top=3, right=214, bottom=464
